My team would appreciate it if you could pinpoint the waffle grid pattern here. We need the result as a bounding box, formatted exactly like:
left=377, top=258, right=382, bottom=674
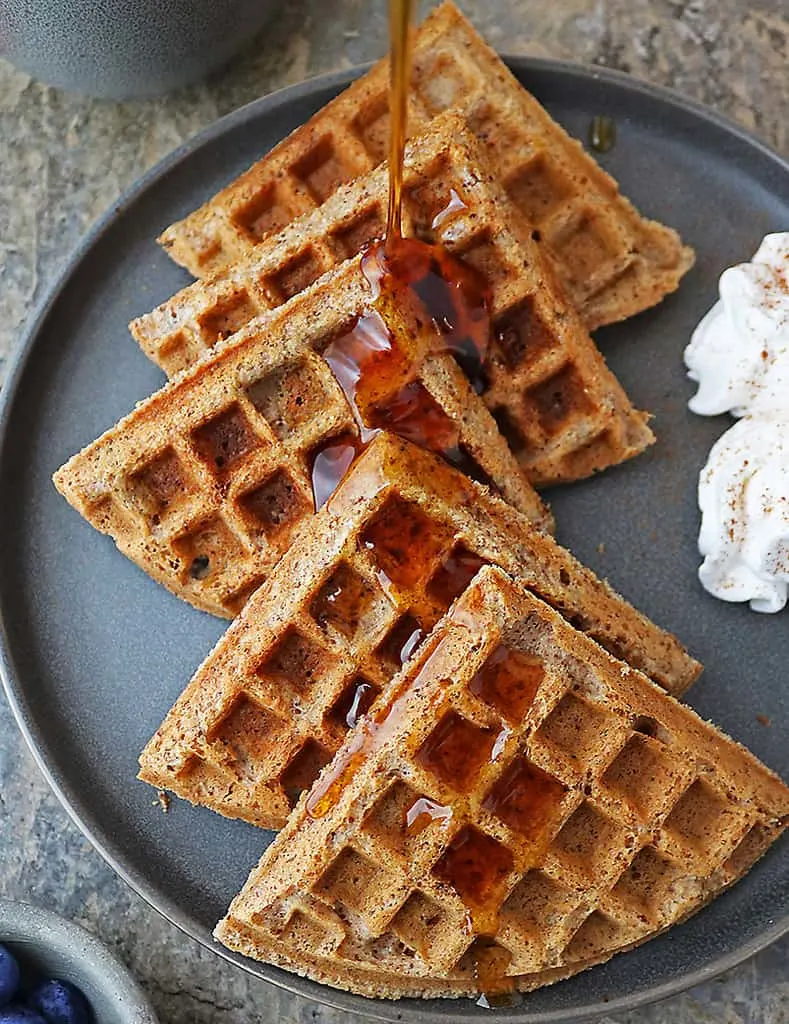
left=216, top=568, right=788, bottom=997
left=133, top=114, right=654, bottom=486
left=138, top=436, right=702, bottom=830
left=57, top=258, right=547, bottom=619
left=158, top=3, right=693, bottom=331
left=149, top=501, right=473, bottom=823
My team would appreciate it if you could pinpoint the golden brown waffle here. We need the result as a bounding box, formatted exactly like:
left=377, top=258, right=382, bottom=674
left=138, top=435, right=701, bottom=830
left=133, top=113, right=654, bottom=486
left=215, top=566, right=788, bottom=999
left=158, top=3, right=693, bottom=330
left=55, top=256, right=551, bottom=619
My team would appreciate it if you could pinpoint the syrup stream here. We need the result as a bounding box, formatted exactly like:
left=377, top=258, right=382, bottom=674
left=385, top=0, right=416, bottom=246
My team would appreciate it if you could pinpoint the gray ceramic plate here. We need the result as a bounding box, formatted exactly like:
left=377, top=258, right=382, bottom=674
left=1, top=59, right=788, bottom=1024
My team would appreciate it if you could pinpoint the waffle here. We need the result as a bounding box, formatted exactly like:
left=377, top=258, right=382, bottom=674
left=138, top=434, right=701, bottom=830
left=133, top=113, right=654, bottom=486
left=158, top=3, right=693, bottom=331
left=215, top=566, right=788, bottom=999
left=55, top=253, right=551, bottom=619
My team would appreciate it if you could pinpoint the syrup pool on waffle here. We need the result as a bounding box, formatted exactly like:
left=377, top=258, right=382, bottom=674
left=308, top=0, right=506, bottom=510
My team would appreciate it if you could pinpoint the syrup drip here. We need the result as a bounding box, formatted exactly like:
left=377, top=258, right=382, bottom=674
left=311, top=435, right=359, bottom=510
left=405, top=795, right=453, bottom=834
left=472, top=938, right=517, bottom=1007
left=343, top=680, right=378, bottom=730
left=305, top=639, right=446, bottom=819
left=431, top=188, right=469, bottom=231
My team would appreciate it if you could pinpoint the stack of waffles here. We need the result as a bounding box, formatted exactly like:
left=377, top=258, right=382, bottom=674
left=53, top=0, right=788, bottom=1003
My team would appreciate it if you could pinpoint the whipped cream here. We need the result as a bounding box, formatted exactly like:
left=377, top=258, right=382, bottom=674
left=685, top=232, right=789, bottom=416
left=686, top=232, right=789, bottom=612
left=698, top=413, right=789, bottom=613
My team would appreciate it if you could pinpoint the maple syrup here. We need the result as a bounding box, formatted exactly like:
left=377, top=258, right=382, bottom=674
left=427, top=545, right=489, bottom=607
left=377, top=613, right=427, bottom=669
left=306, top=636, right=447, bottom=818
left=432, top=824, right=514, bottom=914
left=470, top=645, right=545, bottom=724
left=330, top=678, right=379, bottom=730
left=589, top=114, right=617, bottom=154
left=465, top=938, right=516, bottom=1006
left=308, top=239, right=495, bottom=508
left=405, top=795, right=453, bottom=834
left=306, top=0, right=497, bottom=510
left=385, top=0, right=416, bottom=245
left=310, top=434, right=361, bottom=510
left=482, top=757, right=567, bottom=841
left=362, top=496, right=453, bottom=591
left=415, top=709, right=498, bottom=793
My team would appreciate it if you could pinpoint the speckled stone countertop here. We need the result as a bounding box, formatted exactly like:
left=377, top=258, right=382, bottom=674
left=1, top=1, right=788, bottom=1021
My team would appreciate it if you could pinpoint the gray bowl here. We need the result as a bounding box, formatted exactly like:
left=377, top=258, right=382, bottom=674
left=0, top=0, right=280, bottom=99
left=0, top=899, right=158, bottom=1024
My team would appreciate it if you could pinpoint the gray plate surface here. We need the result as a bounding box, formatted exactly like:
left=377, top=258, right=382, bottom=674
left=1, top=59, right=788, bottom=1024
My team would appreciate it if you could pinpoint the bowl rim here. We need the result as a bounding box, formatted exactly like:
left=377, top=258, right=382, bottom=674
left=0, top=898, right=159, bottom=1023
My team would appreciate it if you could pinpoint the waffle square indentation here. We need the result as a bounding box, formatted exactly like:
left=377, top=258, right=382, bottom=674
left=530, top=364, right=597, bottom=438
left=501, top=868, right=577, bottom=939
left=563, top=910, right=632, bottom=964
left=196, top=288, right=258, bottom=347
left=432, top=825, right=514, bottom=907
left=350, top=93, right=389, bottom=165
left=315, top=846, right=399, bottom=917
left=362, top=778, right=426, bottom=854
left=375, top=614, right=427, bottom=672
left=330, top=206, right=386, bottom=260
left=611, top=844, right=686, bottom=919
left=494, top=295, right=559, bottom=371
left=427, top=545, right=489, bottom=609
left=416, top=52, right=482, bottom=116
left=416, top=710, right=499, bottom=793
left=256, top=626, right=334, bottom=696
left=391, top=890, right=449, bottom=958
left=208, top=694, right=284, bottom=781
left=291, top=137, right=348, bottom=204
left=279, top=739, right=334, bottom=805
left=663, top=778, right=734, bottom=853
left=602, top=733, right=679, bottom=821
left=264, top=247, right=327, bottom=303
left=552, top=210, right=622, bottom=284
left=504, top=154, right=574, bottom=224
left=173, top=515, right=245, bottom=582
left=191, top=403, right=262, bottom=476
left=537, top=690, right=618, bottom=769
left=483, top=756, right=567, bottom=840
left=237, top=471, right=309, bottom=541
left=246, top=360, right=333, bottom=441
left=361, top=496, right=453, bottom=590
left=310, top=563, right=381, bottom=641
left=127, top=447, right=195, bottom=524
left=231, top=183, right=294, bottom=241
left=551, top=800, right=630, bottom=882
left=327, top=676, right=380, bottom=732
left=469, top=644, right=545, bottom=724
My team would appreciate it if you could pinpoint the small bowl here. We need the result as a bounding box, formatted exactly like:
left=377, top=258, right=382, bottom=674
left=0, top=899, right=158, bottom=1024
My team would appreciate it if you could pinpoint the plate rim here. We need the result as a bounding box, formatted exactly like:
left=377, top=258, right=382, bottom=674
left=1, top=55, right=788, bottom=1024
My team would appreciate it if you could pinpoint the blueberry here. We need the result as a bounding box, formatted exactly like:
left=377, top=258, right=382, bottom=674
left=27, top=981, right=91, bottom=1024
left=0, top=946, right=20, bottom=1006
left=0, top=1007, right=47, bottom=1024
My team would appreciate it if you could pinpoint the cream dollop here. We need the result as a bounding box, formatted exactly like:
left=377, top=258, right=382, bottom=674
left=684, top=232, right=789, bottom=416
left=686, top=232, right=789, bottom=612
left=697, top=413, right=789, bottom=613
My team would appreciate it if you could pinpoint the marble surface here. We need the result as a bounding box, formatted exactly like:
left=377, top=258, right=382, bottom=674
left=1, top=1, right=788, bottom=1021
